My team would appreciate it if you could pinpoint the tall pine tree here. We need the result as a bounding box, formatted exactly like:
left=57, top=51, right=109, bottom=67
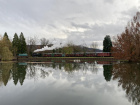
left=19, top=32, right=27, bottom=53
left=12, top=33, right=19, bottom=55
left=103, top=35, right=112, bottom=52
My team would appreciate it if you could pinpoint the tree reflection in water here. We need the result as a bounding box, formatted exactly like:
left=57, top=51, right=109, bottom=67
left=0, top=63, right=13, bottom=86
left=0, top=62, right=140, bottom=105
left=26, top=63, right=49, bottom=80
left=103, top=65, right=112, bottom=82
left=12, top=63, right=27, bottom=85
left=0, top=62, right=99, bottom=87
left=62, top=62, right=98, bottom=74
left=112, top=63, right=140, bottom=105
left=0, top=63, right=27, bottom=86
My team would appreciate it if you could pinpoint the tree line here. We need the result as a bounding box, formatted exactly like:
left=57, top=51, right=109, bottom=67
left=0, top=32, right=27, bottom=61
left=0, top=31, right=113, bottom=61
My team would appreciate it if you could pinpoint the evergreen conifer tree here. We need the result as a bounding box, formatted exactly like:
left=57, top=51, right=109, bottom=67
left=103, top=65, right=112, bottom=81
left=103, top=35, right=112, bottom=52
left=12, top=33, right=19, bottom=55
left=19, top=32, right=27, bottom=53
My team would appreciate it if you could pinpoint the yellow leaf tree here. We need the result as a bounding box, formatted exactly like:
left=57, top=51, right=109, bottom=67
left=0, top=33, right=13, bottom=61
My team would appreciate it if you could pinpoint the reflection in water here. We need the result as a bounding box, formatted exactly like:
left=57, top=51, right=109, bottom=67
left=12, top=63, right=27, bottom=85
left=0, top=63, right=13, bottom=86
left=112, top=63, right=140, bottom=105
left=63, top=63, right=98, bottom=73
left=0, top=62, right=140, bottom=105
left=0, top=63, right=27, bottom=86
left=103, top=65, right=113, bottom=81
left=0, top=62, right=99, bottom=87
left=26, top=63, right=49, bottom=80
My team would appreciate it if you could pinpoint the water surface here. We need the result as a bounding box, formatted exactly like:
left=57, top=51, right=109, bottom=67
left=0, top=62, right=139, bottom=105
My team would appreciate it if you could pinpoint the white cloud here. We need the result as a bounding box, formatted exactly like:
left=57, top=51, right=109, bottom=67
left=0, top=0, right=140, bottom=48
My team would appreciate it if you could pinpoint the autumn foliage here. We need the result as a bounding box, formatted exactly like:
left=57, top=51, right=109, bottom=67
left=112, top=12, right=140, bottom=61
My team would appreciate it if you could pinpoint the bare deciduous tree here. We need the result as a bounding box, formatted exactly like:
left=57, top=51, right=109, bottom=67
left=27, top=36, right=38, bottom=55
left=91, top=42, right=98, bottom=52
left=27, top=36, right=38, bottom=46
left=40, top=38, right=49, bottom=46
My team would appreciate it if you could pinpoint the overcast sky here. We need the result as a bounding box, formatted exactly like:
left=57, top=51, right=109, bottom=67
left=0, top=0, right=140, bottom=48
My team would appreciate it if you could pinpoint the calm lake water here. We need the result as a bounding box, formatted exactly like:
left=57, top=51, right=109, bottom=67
left=0, top=61, right=139, bottom=105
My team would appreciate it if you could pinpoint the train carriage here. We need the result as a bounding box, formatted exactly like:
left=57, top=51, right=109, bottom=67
left=96, top=52, right=111, bottom=57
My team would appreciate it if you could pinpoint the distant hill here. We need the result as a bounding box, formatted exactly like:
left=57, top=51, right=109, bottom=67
left=86, top=48, right=102, bottom=52
left=94, top=48, right=102, bottom=52
left=80, top=46, right=102, bottom=52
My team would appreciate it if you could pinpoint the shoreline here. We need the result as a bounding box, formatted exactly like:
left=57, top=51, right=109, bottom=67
left=17, top=57, right=118, bottom=62
left=0, top=57, right=126, bottom=63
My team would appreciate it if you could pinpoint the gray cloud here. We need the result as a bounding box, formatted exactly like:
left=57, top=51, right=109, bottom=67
left=71, top=22, right=91, bottom=29
left=64, top=22, right=124, bottom=48
left=103, top=0, right=115, bottom=4
left=121, top=7, right=139, bottom=17
left=0, top=0, right=139, bottom=48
